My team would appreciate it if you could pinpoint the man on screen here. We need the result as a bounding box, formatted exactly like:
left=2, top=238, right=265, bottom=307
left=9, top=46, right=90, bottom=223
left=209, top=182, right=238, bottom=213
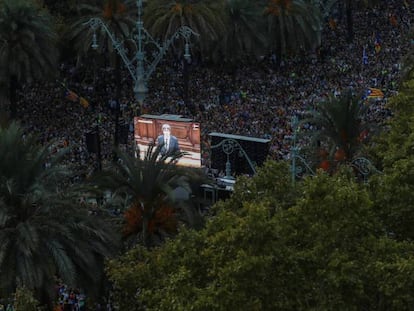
left=157, top=123, right=180, bottom=156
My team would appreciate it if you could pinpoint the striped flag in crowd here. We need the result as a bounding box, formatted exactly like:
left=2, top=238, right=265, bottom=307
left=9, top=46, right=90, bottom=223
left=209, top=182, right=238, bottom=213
left=65, top=89, right=79, bottom=102
left=366, top=87, right=384, bottom=99
left=61, top=82, right=89, bottom=109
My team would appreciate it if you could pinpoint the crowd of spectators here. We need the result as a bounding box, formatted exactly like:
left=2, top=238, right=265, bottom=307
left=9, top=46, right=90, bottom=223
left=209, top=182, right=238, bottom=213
left=1, top=2, right=412, bottom=309
left=55, top=283, right=86, bottom=311
left=14, top=1, right=414, bottom=174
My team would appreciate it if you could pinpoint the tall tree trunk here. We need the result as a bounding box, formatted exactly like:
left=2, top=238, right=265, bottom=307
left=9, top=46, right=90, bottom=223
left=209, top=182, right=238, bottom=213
left=113, top=55, right=121, bottom=161
left=346, top=0, right=354, bottom=43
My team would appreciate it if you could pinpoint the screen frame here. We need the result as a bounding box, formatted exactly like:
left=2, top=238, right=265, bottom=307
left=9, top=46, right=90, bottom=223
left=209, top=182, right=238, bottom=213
left=134, top=114, right=201, bottom=168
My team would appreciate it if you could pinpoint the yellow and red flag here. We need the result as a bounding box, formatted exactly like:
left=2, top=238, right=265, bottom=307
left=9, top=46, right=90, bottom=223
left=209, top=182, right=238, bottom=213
left=79, top=97, right=89, bottom=109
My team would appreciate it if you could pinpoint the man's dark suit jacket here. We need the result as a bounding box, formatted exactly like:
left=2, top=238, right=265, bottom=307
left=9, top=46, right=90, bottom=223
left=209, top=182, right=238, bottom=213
left=157, top=135, right=180, bottom=155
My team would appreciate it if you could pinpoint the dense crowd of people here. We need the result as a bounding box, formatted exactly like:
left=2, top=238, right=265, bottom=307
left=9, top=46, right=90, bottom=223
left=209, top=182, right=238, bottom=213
left=15, top=1, right=414, bottom=174
left=55, top=284, right=86, bottom=311
left=1, top=2, right=412, bottom=310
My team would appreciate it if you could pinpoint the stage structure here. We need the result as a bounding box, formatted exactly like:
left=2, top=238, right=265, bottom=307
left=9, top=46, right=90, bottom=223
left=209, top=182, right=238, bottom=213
left=134, top=114, right=201, bottom=167
left=209, top=132, right=270, bottom=177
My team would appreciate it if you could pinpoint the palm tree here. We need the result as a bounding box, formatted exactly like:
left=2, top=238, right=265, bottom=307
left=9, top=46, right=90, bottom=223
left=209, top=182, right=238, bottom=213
left=302, top=90, right=372, bottom=168
left=143, top=0, right=225, bottom=112
left=67, top=0, right=136, bottom=152
left=93, top=145, right=206, bottom=248
left=144, top=0, right=225, bottom=55
left=311, top=0, right=337, bottom=18
left=322, top=0, right=379, bottom=43
left=264, top=0, right=323, bottom=60
left=0, top=122, right=120, bottom=306
left=68, top=0, right=136, bottom=58
left=213, top=0, right=267, bottom=64
left=0, top=0, right=58, bottom=119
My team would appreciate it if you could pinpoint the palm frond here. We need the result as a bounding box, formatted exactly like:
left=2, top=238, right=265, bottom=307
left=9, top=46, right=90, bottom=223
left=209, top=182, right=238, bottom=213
left=301, top=90, right=373, bottom=164
left=65, top=0, right=136, bottom=57
left=90, top=145, right=204, bottom=247
left=0, top=122, right=120, bottom=303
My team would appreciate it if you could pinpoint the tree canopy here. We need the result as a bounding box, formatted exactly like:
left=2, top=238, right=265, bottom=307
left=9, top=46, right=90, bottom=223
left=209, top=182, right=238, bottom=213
left=106, top=162, right=414, bottom=310
left=91, top=145, right=206, bottom=248
left=0, top=122, right=120, bottom=305
left=368, top=50, right=414, bottom=241
left=0, top=0, right=58, bottom=117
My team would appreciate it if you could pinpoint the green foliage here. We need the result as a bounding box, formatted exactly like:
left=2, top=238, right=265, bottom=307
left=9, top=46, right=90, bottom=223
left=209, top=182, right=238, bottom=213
left=374, top=71, right=414, bottom=170
left=212, top=0, right=267, bottom=63
left=264, top=0, right=323, bottom=57
left=279, top=173, right=378, bottom=309
left=143, top=0, right=226, bottom=56
left=106, top=165, right=414, bottom=310
left=66, top=0, right=136, bottom=57
left=64, top=0, right=328, bottom=64
left=369, top=158, right=414, bottom=241
left=368, top=56, right=414, bottom=241
left=14, top=286, right=39, bottom=311
left=213, top=160, right=298, bottom=213
left=0, top=122, right=120, bottom=305
left=0, top=0, right=58, bottom=83
left=92, top=146, right=205, bottom=248
left=0, top=0, right=58, bottom=117
left=302, top=90, right=373, bottom=165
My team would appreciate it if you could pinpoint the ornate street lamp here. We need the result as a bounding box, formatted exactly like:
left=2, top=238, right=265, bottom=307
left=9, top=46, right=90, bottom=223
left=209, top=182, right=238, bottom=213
left=85, top=0, right=199, bottom=108
left=290, top=115, right=315, bottom=185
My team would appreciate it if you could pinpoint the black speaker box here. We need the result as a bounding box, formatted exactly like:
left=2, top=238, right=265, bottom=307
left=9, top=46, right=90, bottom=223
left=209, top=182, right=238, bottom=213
left=209, top=132, right=270, bottom=176
left=85, top=131, right=100, bottom=153
left=118, top=123, right=129, bottom=144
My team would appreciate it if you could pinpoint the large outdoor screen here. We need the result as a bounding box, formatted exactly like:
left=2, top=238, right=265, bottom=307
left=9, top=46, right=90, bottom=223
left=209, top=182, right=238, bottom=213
left=134, top=114, right=201, bottom=168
